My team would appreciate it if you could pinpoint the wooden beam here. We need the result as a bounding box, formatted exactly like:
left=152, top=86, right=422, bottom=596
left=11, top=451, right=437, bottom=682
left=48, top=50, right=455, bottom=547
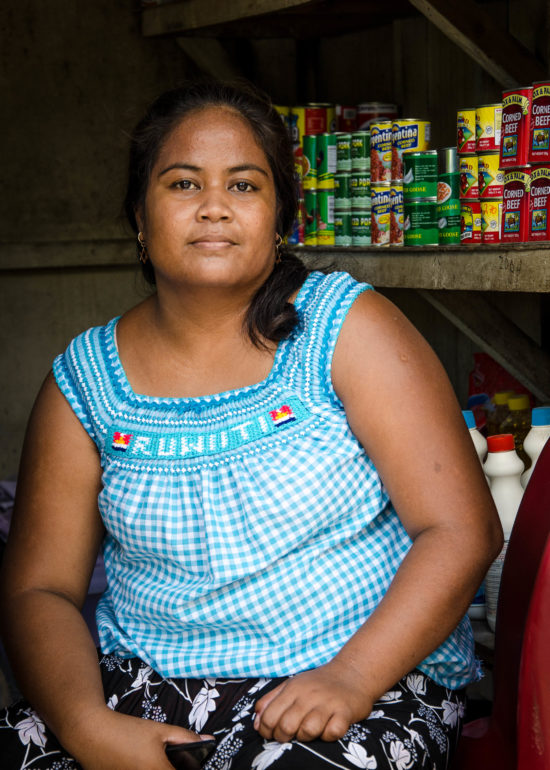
left=142, top=0, right=322, bottom=36
left=418, top=290, right=550, bottom=402
left=175, top=38, right=244, bottom=79
left=407, top=0, right=547, bottom=88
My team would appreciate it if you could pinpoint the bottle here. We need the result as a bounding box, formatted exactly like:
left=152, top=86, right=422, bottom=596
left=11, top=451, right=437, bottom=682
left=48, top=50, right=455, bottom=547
left=500, top=394, right=531, bottom=468
left=483, top=434, right=524, bottom=631
left=521, top=406, right=550, bottom=488
left=462, top=410, right=488, bottom=464
left=484, top=390, right=515, bottom=436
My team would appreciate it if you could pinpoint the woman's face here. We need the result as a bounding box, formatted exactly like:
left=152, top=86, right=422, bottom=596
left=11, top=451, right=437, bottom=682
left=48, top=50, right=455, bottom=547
left=139, top=106, right=278, bottom=295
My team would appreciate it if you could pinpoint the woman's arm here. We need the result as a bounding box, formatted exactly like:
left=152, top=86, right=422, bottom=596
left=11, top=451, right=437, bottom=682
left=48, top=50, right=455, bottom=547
left=0, top=373, right=206, bottom=769
left=255, top=290, right=503, bottom=742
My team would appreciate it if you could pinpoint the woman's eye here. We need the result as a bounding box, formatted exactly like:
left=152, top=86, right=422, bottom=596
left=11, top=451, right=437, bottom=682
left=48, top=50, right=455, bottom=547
left=173, top=179, right=198, bottom=190
left=233, top=181, right=255, bottom=192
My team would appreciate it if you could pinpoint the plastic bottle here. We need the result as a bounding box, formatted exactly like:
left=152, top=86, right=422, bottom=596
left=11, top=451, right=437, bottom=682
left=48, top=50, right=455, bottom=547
left=483, top=434, right=524, bottom=631
left=500, top=394, right=531, bottom=468
left=521, top=406, right=550, bottom=488
left=462, top=410, right=488, bottom=464
left=484, top=390, right=515, bottom=436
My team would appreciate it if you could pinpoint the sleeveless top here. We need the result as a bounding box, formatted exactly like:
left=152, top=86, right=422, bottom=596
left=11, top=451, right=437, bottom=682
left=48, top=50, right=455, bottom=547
left=53, top=270, right=478, bottom=689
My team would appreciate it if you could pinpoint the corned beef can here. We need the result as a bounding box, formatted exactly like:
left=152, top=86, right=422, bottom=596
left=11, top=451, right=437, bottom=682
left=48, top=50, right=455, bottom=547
left=530, top=82, right=550, bottom=163
left=390, top=184, right=404, bottom=246
left=460, top=199, right=482, bottom=243
left=459, top=154, right=479, bottom=199
left=502, top=167, right=531, bottom=242
left=528, top=165, right=550, bottom=240
left=500, top=87, right=533, bottom=168
left=481, top=199, right=503, bottom=243
left=457, top=108, right=476, bottom=154
left=476, top=104, right=503, bottom=152
left=357, top=102, right=398, bottom=129
left=371, top=184, right=391, bottom=246
left=478, top=152, right=504, bottom=198
left=370, top=122, right=393, bottom=183
left=391, top=119, right=431, bottom=181
left=336, top=105, right=357, bottom=132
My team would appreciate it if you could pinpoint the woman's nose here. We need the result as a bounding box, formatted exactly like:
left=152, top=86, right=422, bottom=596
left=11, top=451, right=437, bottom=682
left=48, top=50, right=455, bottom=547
left=197, top=188, right=232, bottom=221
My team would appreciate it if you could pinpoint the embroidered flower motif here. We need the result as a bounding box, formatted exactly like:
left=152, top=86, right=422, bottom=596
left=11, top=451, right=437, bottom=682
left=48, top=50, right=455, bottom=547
left=251, top=741, right=293, bottom=769
left=379, top=690, right=402, bottom=702
left=248, top=678, right=271, bottom=694
left=343, top=741, right=378, bottom=768
left=189, top=684, right=220, bottom=732
left=15, top=711, right=47, bottom=747
left=441, top=700, right=460, bottom=728
left=131, top=664, right=153, bottom=690
left=367, top=709, right=385, bottom=720
left=406, top=673, right=426, bottom=696
left=106, top=694, right=119, bottom=710
left=389, top=739, right=412, bottom=769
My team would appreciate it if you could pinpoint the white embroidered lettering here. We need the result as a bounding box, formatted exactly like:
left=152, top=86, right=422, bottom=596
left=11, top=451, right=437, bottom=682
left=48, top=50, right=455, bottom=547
left=132, top=436, right=153, bottom=456
left=158, top=437, right=177, bottom=456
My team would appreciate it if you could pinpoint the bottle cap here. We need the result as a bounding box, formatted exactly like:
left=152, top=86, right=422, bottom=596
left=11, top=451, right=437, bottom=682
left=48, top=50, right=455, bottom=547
left=487, top=434, right=515, bottom=452
left=508, top=394, right=530, bottom=411
left=462, top=410, right=476, bottom=430
left=532, top=406, right=550, bottom=426
left=493, top=391, right=515, bottom=405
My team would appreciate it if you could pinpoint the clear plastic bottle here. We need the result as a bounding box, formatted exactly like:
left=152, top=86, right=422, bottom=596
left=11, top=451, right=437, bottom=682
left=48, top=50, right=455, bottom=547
left=485, top=390, right=515, bottom=436
left=500, top=394, right=531, bottom=468
left=462, top=410, right=488, bottom=464
left=483, top=433, right=524, bottom=631
left=521, top=406, right=550, bottom=488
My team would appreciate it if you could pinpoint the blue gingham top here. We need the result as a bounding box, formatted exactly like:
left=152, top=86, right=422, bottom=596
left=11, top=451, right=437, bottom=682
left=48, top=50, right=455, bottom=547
left=53, top=270, right=477, bottom=689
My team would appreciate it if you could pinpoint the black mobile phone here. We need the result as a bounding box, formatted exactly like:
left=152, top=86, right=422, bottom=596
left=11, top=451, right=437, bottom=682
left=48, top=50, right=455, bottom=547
left=165, top=740, right=217, bottom=770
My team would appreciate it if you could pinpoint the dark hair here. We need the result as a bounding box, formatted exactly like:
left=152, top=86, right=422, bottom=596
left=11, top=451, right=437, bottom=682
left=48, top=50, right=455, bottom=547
left=123, top=78, right=309, bottom=347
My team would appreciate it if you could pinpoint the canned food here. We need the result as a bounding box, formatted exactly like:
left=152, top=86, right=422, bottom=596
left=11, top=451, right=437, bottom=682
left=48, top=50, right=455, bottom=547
left=403, top=199, right=438, bottom=246
left=290, top=105, right=328, bottom=179
left=476, top=104, right=503, bottom=152
left=391, top=119, right=431, bottom=181
left=528, top=165, right=550, bottom=240
left=274, top=105, right=290, bottom=133
left=370, top=122, right=392, bottom=183
left=335, top=105, right=357, bottom=132
left=316, top=188, right=335, bottom=245
left=350, top=172, right=371, bottom=207
left=335, top=209, right=353, bottom=246
left=438, top=146, right=458, bottom=174
left=301, top=104, right=329, bottom=134
left=351, top=210, right=371, bottom=246
left=502, top=167, right=531, bottom=242
left=459, top=154, right=479, bottom=199
left=371, top=184, right=391, bottom=246
left=326, top=105, right=336, bottom=134
left=460, top=200, right=482, bottom=244
left=481, top=199, right=503, bottom=243
left=403, top=151, right=438, bottom=198
left=357, top=102, right=398, bottom=129
left=457, top=108, right=476, bottom=154
left=437, top=172, right=461, bottom=245
left=351, top=131, right=370, bottom=172
left=287, top=198, right=306, bottom=246
left=316, top=133, right=337, bottom=189
left=500, top=87, right=533, bottom=168
left=530, top=82, right=550, bottom=163
left=390, top=184, right=404, bottom=246
left=336, top=133, right=352, bottom=172
left=304, top=189, right=317, bottom=246
left=334, top=172, right=352, bottom=209
left=478, top=152, right=504, bottom=198
left=302, top=135, right=317, bottom=189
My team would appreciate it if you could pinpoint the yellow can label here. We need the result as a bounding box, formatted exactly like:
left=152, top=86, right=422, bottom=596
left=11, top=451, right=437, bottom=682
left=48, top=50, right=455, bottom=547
left=476, top=105, right=502, bottom=151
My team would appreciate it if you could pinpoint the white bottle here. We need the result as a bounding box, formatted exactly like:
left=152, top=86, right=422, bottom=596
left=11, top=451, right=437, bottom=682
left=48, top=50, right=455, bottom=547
left=521, top=406, right=550, bottom=488
left=462, top=410, right=488, bottom=464
left=483, top=433, right=524, bottom=631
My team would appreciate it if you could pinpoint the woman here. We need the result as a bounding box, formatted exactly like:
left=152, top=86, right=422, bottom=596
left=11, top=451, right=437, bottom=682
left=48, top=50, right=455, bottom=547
left=0, top=80, right=502, bottom=770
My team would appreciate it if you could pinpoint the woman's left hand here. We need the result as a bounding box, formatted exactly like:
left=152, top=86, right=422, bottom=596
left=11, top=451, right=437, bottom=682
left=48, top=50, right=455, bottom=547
left=253, top=659, right=374, bottom=742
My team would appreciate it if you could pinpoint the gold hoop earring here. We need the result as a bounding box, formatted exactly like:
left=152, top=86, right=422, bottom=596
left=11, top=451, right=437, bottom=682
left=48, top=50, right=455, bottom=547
left=137, top=232, right=148, bottom=264
left=275, top=233, right=283, bottom=264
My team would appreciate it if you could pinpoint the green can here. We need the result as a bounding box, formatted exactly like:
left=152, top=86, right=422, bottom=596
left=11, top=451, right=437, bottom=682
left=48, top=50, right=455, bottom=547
left=351, top=131, right=371, bottom=171
left=334, top=172, right=352, bottom=209
left=304, top=189, right=317, bottom=245
left=403, top=198, right=438, bottom=246
left=336, top=133, right=352, bottom=172
left=316, top=133, right=337, bottom=189
left=403, top=151, right=438, bottom=198
left=350, top=172, right=371, bottom=207
left=335, top=209, right=352, bottom=246
left=437, top=171, right=461, bottom=244
left=302, top=134, right=317, bottom=190
left=351, top=209, right=371, bottom=246
left=317, top=188, right=335, bottom=245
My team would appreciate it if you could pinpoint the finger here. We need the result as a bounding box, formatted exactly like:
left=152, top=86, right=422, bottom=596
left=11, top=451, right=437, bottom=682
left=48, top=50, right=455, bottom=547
left=293, top=706, right=331, bottom=743
left=254, top=681, right=287, bottom=723
left=321, top=713, right=350, bottom=742
left=256, top=691, right=299, bottom=740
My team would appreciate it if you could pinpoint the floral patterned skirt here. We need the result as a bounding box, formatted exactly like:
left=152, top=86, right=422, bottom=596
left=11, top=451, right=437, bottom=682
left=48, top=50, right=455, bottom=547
left=0, top=653, right=466, bottom=769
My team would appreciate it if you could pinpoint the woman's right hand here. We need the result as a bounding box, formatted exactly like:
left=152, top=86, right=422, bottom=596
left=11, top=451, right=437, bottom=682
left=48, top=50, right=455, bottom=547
left=68, top=707, right=213, bottom=770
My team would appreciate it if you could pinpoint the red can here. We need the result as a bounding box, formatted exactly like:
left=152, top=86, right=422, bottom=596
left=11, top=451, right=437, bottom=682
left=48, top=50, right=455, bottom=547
left=529, top=82, right=550, bottom=163
left=335, top=105, right=357, bottom=132
left=528, top=165, right=550, bottom=240
left=502, top=167, right=531, bottom=242
left=500, top=87, right=533, bottom=169
left=460, top=199, right=481, bottom=243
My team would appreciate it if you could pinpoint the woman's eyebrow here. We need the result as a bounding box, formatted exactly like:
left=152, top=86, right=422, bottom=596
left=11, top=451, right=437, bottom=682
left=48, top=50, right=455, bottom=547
left=158, top=163, right=201, bottom=178
left=158, top=163, right=270, bottom=178
left=227, top=164, right=269, bottom=177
